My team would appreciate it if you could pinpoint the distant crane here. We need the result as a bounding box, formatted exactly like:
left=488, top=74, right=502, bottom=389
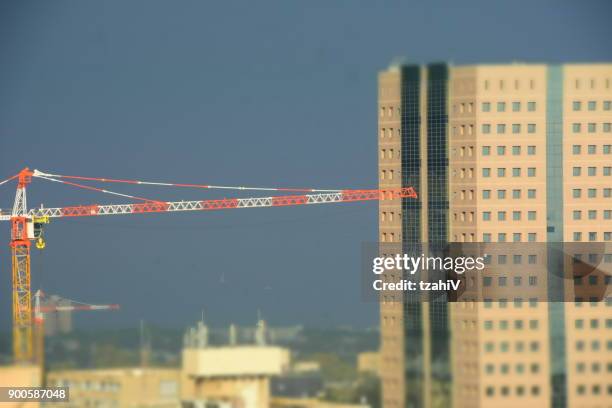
left=33, top=289, right=119, bottom=374
left=1, top=167, right=417, bottom=363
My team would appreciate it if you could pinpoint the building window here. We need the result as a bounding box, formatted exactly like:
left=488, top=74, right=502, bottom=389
left=482, top=146, right=491, bottom=155
left=573, top=145, right=581, bottom=154
left=604, top=166, right=612, bottom=176
left=528, top=101, right=536, bottom=111
left=483, top=212, right=491, bottom=221
left=588, top=101, right=596, bottom=111
left=512, top=168, right=521, bottom=177
left=482, top=102, right=491, bottom=112
left=483, top=233, right=491, bottom=242
left=483, top=190, right=491, bottom=199
left=604, top=123, right=612, bottom=132
left=588, top=123, right=596, bottom=133
left=528, top=189, right=536, bottom=198
left=605, top=145, right=611, bottom=154
left=527, top=167, right=536, bottom=177
left=512, top=101, right=521, bottom=112
left=604, top=101, right=611, bottom=110
left=573, top=211, right=582, bottom=220
left=498, top=190, right=506, bottom=199
left=588, top=188, right=596, bottom=198
left=573, top=101, right=581, bottom=111
left=497, top=102, right=506, bottom=112
left=512, top=146, right=521, bottom=155
left=497, top=124, right=506, bottom=134
left=498, top=233, right=507, bottom=242
left=605, top=188, right=612, bottom=197
left=588, top=167, right=596, bottom=176
left=573, top=188, right=581, bottom=198
left=574, top=232, right=582, bottom=241
left=513, top=233, right=521, bottom=242
left=588, top=210, right=596, bottom=220
left=573, top=123, right=582, bottom=133
left=513, top=211, right=521, bottom=221
left=512, top=124, right=521, bottom=133
left=498, top=168, right=506, bottom=177
left=573, top=167, right=581, bottom=176
left=483, top=168, right=491, bottom=177
left=527, top=145, right=536, bottom=155
left=527, top=123, right=536, bottom=133
left=498, top=211, right=506, bottom=221
left=497, top=146, right=506, bottom=155
left=482, top=124, right=491, bottom=134
left=513, top=189, right=521, bottom=199
left=528, top=233, right=536, bottom=242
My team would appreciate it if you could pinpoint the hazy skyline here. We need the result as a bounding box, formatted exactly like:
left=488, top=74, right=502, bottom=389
left=1, top=0, right=611, bottom=331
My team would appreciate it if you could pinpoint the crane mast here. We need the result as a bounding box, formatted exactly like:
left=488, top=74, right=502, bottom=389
left=10, top=169, right=34, bottom=362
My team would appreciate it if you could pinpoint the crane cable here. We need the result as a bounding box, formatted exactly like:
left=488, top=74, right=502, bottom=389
left=33, top=169, right=342, bottom=193
left=34, top=173, right=163, bottom=203
left=0, top=173, right=18, bottom=187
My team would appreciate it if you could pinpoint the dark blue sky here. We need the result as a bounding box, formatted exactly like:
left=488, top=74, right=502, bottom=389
left=0, top=1, right=610, bottom=331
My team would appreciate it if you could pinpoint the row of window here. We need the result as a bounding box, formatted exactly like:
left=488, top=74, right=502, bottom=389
left=571, top=188, right=612, bottom=198
left=455, top=143, right=610, bottom=158
left=485, top=385, right=541, bottom=398
left=379, top=128, right=399, bottom=138
left=572, top=210, right=612, bottom=220
left=482, top=211, right=538, bottom=221
left=572, top=231, right=612, bottom=241
left=575, top=340, right=612, bottom=351
left=481, top=101, right=538, bottom=113
left=572, top=144, right=612, bottom=154
left=572, top=100, right=612, bottom=111
left=485, top=319, right=540, bottom=330
left=383, top=122, right=612, bottom=137
left=482, top=145, right=537, bottom=155
left=483, top=276, right=538, bottom=287
left=572, top=166, right=612, bottom=176
left=470, top=187, right=612, bottom=200
left=572, top=122, right=612, bottom=133
left=482, top=233, right=539, bottom=242
left=481, top=123, right=537, bottom=134
left=485, top=363, right=540, bottom=375
left=482, top=167, right=538, bottom=177
left=575, top=362, right=612, bottom=374
left=379, top=106, right=399, bottom=118
left=485, top=340, right=540, bottom=353
left=574, top=318, right=612, bottom=329
left=575, top=384, right=612, bottom=396
left=481, top=231, right=612, bottom=242
left=482, top=189, right=538, bottom=199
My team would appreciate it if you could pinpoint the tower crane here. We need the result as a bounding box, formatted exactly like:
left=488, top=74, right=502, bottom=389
left=33, top=289, right=119, bottom=374
left=0, top=167, right=417, bottom=364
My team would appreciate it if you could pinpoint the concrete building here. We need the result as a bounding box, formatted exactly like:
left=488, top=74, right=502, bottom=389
left=378, top=62, right=612, bottom=407
left=181, top=320, right=290, bottom=408
left=46, top=368, right=180, bottom=408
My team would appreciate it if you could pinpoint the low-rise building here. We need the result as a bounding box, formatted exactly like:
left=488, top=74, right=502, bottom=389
left=46, top=367, right=180, bottom=408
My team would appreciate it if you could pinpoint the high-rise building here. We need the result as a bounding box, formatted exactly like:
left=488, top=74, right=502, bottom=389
left=378, top=62, right=612, bottom=408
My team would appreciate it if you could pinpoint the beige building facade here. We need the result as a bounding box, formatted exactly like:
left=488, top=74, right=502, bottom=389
left=378, top=62, right=612, bottom=408
left=46, top=368, right=181, bottom=408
